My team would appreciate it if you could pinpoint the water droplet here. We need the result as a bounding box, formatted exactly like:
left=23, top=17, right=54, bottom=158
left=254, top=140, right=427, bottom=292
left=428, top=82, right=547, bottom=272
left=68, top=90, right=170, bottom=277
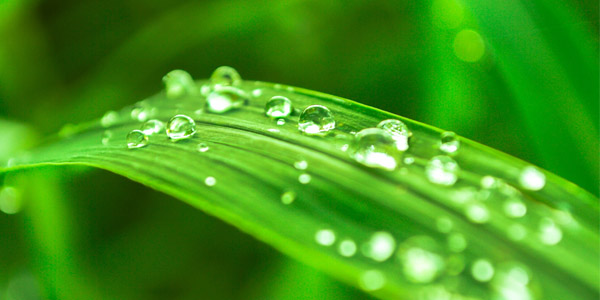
left=400, top=247, right=444, bottom=283
left=166, top=115, right=196, bottom=141
left=351, top=128, right=398, bottom=171
left=200, top=84, right=211, bottom=96
left=338, top=239, right=357, bottom=257
left=197, top=143, right=209, bottom=152
left=126, top=130, right=149, bottom=149
left=403, top=154, right=415, bottom=165
left=440, top=131, right=460, bottom=154
left=205, top=176, right=216, bottom=186
left=101, top=130, right=112, bottom=145
left=298, top=173, right=311, bottom=184
left=481, top=175, right=497, bottom=189
left=503, top=198, right=527, bottom=218
left=426, top=155, right=459, bottom=186
left=206, top=86, right=248, bottom=113
left=315, top=229, right=335, bottom=246
left=163, top=70, right=197, bottom=99
left=465, top=202, right=490, bottom=223
left=298, top=105, right=335, bottom=135
left=281, top=191, right=296, bottom=205
left=265, top=96, right=293, bottom=118
left=276, top=119, right=286, bottom=126
left=539, top=218, right=562, bottom=245
left=471, top=259, right=494, bottom=282
left=267, top=128, right=280, bottom=133
left=519, top=166, right=545, bottom=191
left=294, top=160, right=308, bottom=170
left=359, top=270, right=386, bottom=291
left=363, top=231, right=396, bottom=262
left=252, top=88, right=263, bottom=97
left=101, top=110, right=119, bottom=127
left=130, top=105, right=149, bottom=122
left=447, top=233, right=467, bottom=252
left=436, top=217, right=453, bottom=233
left=210, top=66, right=241, bottom=87
left=377, top=119, right=411, bottom=151
left=0, top=186, right=22, bottom=214
left=141, top=119, right=165, bottom=135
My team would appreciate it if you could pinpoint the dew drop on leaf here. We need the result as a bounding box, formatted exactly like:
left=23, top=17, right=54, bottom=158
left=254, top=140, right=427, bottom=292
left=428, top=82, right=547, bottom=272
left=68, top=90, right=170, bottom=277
left=252, top=88, right=263, bottom=97
left=276, top=119, right=286, bottom=126
left=363, top=231, right=396, bottom=262
left=399, top=247, right=444, bottom=283
left=101, top=110, right=119, bottom=128
left=197, top=143, right=209, bottom=153
left=447, top=233, right=467, bottom=252
left=166, top=115, right=196, bottom=141
left=426, top=155, right=459, bottom=186
left=265, top=96, right=293, bottom=118
left=359, top=270, right=386, bottom=291
left=315, top=229, right=335, bottom=246
left=141, top=119, right=165, bottom=135
left=338, top=239, right=357, bottom=257
left=210, top=66, right=242, bottom=87
left=101, top=130, right=112, bottom=145
left=440, top=131, right=460, bottom=154
left=471, top=259, right=495, bottom=282
left=377, top=119, right=411, bottom=151
left=538, top=218, right=562, bottom=245
left=298, top=173, right=311, bottom=184
left=351, top=128, right=398, bottom=171
left=298, top=105, right=335, bottom=135
left=126, top=130, right=149, bottom=149
left=204, top=176, right=216, bottom=186
left=294, top=160, right=308, bottom=170
left=503, top=198, right=527, bottom=218
left=465, top=202, right=490, bottom=224
left=206, top=86, right=248, bottom=113
left=0, top=186, right=22, bottom=215
left=162, top=69, right=197, bottom=99
left=519, top=166, right=545, bottom=191
left=280, top=190, right=296, bottom=205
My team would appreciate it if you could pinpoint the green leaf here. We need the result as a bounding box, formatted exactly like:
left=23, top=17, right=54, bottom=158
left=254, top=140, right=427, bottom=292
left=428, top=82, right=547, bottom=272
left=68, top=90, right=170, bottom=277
left=1, top=75, right=597, bottom=300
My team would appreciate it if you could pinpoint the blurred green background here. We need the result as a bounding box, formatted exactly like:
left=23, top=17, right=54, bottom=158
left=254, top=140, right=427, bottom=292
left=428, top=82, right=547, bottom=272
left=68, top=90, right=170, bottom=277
left=0, top=0, right=597, bottom=299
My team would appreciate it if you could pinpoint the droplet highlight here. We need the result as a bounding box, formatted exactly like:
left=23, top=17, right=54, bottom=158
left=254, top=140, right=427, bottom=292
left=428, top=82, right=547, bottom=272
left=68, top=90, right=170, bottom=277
left=440, top=131, right=460, bottom=154
left=281, top=191, right=296, bottom=205
left=363, top=231, right=396, bottom=262
left=166, top=115, right=196, bottom=141
left=162, top=70, right=197, bottom=99
left=210, top=66, right=241, bottom=87
left=141, top=119, right=165, bottom=135
left=519, top=166, right=545, bottom=191
left=206, top=87, right=248, bottom=113
left=126, top=130, right=149, bottom=149
left=377, top=119, right=411, bottom=151
left=351, top=128, right=398, bottom=171
left=426, top=155, right=460, bottom=186
left=265, top=96, right=293, bottom=118
left=315, top=229, right=336, bottom=246
left=298, top=105, right=335, bottom=135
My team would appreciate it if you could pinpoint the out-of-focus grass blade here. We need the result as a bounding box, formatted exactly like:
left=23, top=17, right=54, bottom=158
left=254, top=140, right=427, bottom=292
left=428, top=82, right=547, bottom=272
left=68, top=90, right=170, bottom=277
left=1, top=75, right=597, bottom=300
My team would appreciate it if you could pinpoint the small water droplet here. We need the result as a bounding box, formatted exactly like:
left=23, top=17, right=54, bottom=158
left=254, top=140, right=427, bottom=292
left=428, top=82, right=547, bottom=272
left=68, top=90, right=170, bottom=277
left=130, top=105, right=150, bottom=122
left=481, top=175, right=497, bottom=189
left=276, top=119, right=286, bottom=126
left=363, top=231, right=396, bottom=262
left=126, top=130, right=149, bottom=149
left=447, top=233, right=467, bottom=252
left=298, top=173, right=311, bottom=184
left=315, top=229, right=335, bottom=246
left=200, top=84, right=211, bottom=96
left=281, top=191, right=296, bottom=205
left=465, top=202, right=490, bottom=223
left=471, top=259, right=494, bottom=282
left=210, top=66, right=241, bottom=87
left=294, top=160, right=308, bottom=170
left=101, top=110, right=119, bottom=127
left=252, top=88, right=263, bottom=97
left=359, top=270, right=386, bottom=291
left=436, top=217, right=453, bottom=233
left=197, top=143, right=210, bottom=152
left=141, top=119, right=165, bottom=135
left=440, top=131, right=460, bottom=154
left=298, top=105, right=335, bottom=135
left=267, top=128, right=280, bottom=133
left=338, top=239, right=357, bottom=257
left=206, top=86, right=248, bottom=113
left=351, top=128, right=398, bottom=171
left=519, top=166, right=545, bottom=191
left=403, top=154, right=415, bottom=165
left=265, top=96, right=293, bottom=118
left=377, top=119, right=411, bottom=151
left=400, top=247, right=444, bottom=283
left=166, top=115, right=196, bottom=141
left=163, top=70, right=198, bottom=99
left=539, top=218, right=562, bottom=245
left=503, top=198, right=527, bottom=218
left=101, top=130, right=113, bottom=145
left=205, top=176, right=217, bottom=186
left=0, top=186, right=22, bottom=214
left=426, top=155, right=460, bottom=186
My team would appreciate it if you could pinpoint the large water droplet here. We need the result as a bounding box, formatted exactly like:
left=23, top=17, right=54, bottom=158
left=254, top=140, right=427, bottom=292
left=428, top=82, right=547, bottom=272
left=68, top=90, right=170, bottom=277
left=519, top=166, right=545, bottom=191
left=440, top=131, right=460, bottom=154
left=426, top=155, right=459, bottom=186
left=363, top=231, right=396, bottom=262
left=210, top=66, right=242, bottom=87
left=162, top=70, right=198, bottom=99
left=206, top=86, right=248, bottom=113
left=539, top=218, right=562, bottom=245
left=377, top=119, right=411, bottom=151
left=400, top=247, right=444, bottom=283
left=166, top=115, right=196, bottom=141
left=281, top=191, right=296, bottom=205
left=126, top=130, right=149, bottom=149
left=338, top=239, right=357, bottom=257
left=141, top=119, right=165, bottom=135
left=351, top=128, right=398, bottom=171
left=315, top=229, right=336, bottom=246
left=298, top=105, right=335, bottom=135
left=265, top=96, right=293, bottom=118
left=471, top=259, right=494, bottom=282
left=359, top=270, right=386, bottom=291
left=101, top=110, right=119, bottom=127
left=0, top=186, right=22, bottom=215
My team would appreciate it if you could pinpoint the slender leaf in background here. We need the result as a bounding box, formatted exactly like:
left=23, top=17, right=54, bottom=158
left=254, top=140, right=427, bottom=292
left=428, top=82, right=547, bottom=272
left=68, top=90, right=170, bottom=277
left=1, top=68, right=597, bottom=300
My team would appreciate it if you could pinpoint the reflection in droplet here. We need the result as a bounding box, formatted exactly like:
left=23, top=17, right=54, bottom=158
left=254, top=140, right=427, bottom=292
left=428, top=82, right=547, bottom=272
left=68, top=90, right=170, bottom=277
left=448, top=233, right=467, bottom=253
left=298, top=105, right=335, bottom=135
left=166, top=115, right=196, bottom=141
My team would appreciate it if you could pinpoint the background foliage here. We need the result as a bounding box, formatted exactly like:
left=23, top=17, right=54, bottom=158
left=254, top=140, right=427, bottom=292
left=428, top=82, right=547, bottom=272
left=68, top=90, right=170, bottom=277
left=0, top=0, right=597, bottom=299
